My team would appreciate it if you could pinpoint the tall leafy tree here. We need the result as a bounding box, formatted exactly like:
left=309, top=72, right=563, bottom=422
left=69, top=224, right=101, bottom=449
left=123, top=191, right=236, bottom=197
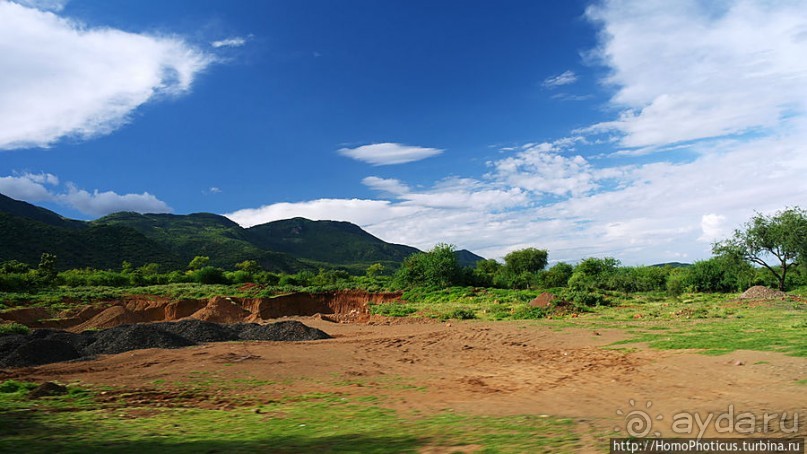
left=503, top=248, right=548, bottom=274
left=713, top=207, right=807, bottom=291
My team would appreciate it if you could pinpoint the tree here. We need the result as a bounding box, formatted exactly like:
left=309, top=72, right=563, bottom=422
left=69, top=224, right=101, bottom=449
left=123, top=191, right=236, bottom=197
left=235, top=260, right=261, bottom=273
left=365, top=263, right=385, bottom=279
left=187, top=255, right=210, bottom=271
left=713, top=207, right=807, bottom=291
left=37, top=252, right=57, bottom=283
left=539, top=262, right=573, bottom=288
left=503, top=248, right=548, bottom=275
left=567, top=257, right=620, bottom=291
left=394, top=243, right=463, bottom=288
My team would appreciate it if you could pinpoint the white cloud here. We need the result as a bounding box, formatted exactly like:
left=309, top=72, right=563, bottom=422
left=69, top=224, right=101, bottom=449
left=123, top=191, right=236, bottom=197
left=57, top=185, right=171, bottom=217
left=211, top=37, right=247, bottom=48
left=362, top=176, right=410, bottom=195
left=0, top=2, right=212, bottom=150
left=585, top=0, right=807, bottom=149
left=0, top=172, right=172, bottom=217
left=11, top=0, right=67, bottom=11
left=699, top=213, right=727, bottom=243
left=543, top=70, right=578, bottom=88
left=338, top=143, right=443, bottom=166
left=225, top=199, right=420, bottom=228
left=0, top=172, right=58, bottom=201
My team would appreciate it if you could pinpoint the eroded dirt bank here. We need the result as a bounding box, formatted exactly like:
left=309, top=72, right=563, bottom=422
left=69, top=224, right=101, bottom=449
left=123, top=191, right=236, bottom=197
left=0, top=290, right=403, bottom=331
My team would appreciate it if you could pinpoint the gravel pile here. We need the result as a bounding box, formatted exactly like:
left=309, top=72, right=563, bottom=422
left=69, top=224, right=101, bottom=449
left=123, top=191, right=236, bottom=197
left=0, top=320, right=330, bottom=369
left=234, top=321, right=332, bottom=341
left=152, top=319, right=239, bottom=343
left=739, top=285, right=787, bottom=299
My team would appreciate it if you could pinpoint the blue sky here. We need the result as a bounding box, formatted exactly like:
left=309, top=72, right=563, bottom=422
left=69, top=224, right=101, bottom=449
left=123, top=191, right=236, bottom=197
left=2, top=0, right=807, bottom=264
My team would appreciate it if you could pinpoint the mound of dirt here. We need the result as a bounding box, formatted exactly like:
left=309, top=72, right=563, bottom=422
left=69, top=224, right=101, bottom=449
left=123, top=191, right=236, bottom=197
left=530, top=293, right=557, bottom=308
left=30, top=329, right=97, bottom=351
left=28, top=382, right=68, bottom=399
left=190, top=297, right=252, bottom=324
left=739, top=285, right=787, bottom=299
left=73, top=306, right=145, bottom=332
left=84, top=324, right=196, bottom=356
left=234, top=321, right=331, bottom=341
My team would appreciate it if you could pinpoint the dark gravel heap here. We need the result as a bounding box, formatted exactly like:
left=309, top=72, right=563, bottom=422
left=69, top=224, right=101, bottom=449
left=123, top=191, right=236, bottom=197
left=83, top=324, right=196, bottom=356
left=0, top=320, right=330, bottom=369
left=152, top=319, right=239, bottom=343
left=234, top=321, right=332, bottom=341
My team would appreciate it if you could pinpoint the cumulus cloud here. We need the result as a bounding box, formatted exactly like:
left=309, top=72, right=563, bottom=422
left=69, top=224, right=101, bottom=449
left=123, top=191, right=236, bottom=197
left=543, top=70, right=578, bottom=88
left=225, top=199, right=421, bottom=229
left=0, top=2, right=212, bottom=150
left=0, top=172, right=172, bottom=217
left=11, top=0, right=67, bottom=11
left=338, top=143, right=443, bottom=165
left=699, top=214, right=727, bottom=243
left=584, top=0, right=807, bottom=149
left=211, top=37, right=247, bottom=48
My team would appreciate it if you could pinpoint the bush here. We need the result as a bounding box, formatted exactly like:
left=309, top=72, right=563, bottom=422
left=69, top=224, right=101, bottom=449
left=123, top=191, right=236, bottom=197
left=0, top=322, right=30, bottom=335
left=443, top=308, right=476, bottom=320
left=538, top=262, right=573, bottom=288
left=193, top=266, right=229, bottom=285
left=510, top=305, right=546, bottom=320
left=559, top=289, right=607, bottom=308
left=370, top=303, right=418, bottom=317
left=394, top=243, right=465, bottom=288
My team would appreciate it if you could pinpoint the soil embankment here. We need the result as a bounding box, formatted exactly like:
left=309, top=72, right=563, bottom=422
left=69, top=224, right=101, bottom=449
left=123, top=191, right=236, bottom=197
left=0, top=290, right=402, bottom=331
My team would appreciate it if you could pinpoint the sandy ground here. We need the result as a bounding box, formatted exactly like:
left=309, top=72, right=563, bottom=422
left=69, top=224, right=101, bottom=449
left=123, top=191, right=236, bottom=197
left=4, top=318, right=806, bottom=451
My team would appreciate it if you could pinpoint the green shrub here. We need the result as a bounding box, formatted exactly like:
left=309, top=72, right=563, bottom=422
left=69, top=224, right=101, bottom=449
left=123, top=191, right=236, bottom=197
left=510, top=305, right=546, bottom=320
left=0, top=322, right=30, bottom=335
left=370, top=303, right=417, bottom=317
left=193, top=266, right=229, bottom=285
left=443, top=308, right=476, bottom=320
left=559, top=289, right=606, bottom=308
left=0, top=380, right=38, bottom=393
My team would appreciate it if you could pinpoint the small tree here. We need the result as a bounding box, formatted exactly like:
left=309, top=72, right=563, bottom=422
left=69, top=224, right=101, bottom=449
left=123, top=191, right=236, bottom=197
left=37, top=252, right=57, bottom=283
left=187, top=255, right=210, bottom=271
left=713, top=207, right=807, bottom=291
left=395, top=243, right=463, bottom=288
left=366, top=263, right=385, bottom=279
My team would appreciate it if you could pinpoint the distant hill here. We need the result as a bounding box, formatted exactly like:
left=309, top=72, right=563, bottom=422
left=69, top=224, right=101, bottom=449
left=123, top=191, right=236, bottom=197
left=454, top=249, right=485, bottom=267
left=0, top=211, right=182, bottom=270
left=92, top=212, right=306, bottom=272
left=0, top=193, right=487, bottom=273
left=247, top=217, right=419, bottom=269
left=0, top=193, right=84, bottom=230
left=650, top=262, right=692, bottom=268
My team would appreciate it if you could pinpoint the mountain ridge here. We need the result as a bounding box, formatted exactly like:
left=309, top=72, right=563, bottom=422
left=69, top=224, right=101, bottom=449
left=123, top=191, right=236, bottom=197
left=0, top=193, right=485, bottom=272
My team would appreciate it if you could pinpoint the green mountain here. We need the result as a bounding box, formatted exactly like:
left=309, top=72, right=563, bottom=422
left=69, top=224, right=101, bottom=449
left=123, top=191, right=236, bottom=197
left=246, top=217, right=419, bottom=269
left=454, top=248, right=485, bottom=267
left=0, top=212, right=182, bottom=271
left=0, top=193, right=487, bottom=273
left=0, top=193, right=84, bottom=230
left=92, top=212, right=305, bottom=272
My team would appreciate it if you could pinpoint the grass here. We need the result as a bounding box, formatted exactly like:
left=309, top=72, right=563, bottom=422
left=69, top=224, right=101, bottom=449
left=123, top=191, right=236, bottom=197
left=0, top=322, right=30, bottom=335
left=544, top=291, right=807, bottom=357
left=0, top=381, right=581, bottom=453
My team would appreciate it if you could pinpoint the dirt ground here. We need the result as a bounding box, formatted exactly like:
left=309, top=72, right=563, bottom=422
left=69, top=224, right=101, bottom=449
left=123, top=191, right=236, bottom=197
left=4, top=318, right=806, bottom=451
